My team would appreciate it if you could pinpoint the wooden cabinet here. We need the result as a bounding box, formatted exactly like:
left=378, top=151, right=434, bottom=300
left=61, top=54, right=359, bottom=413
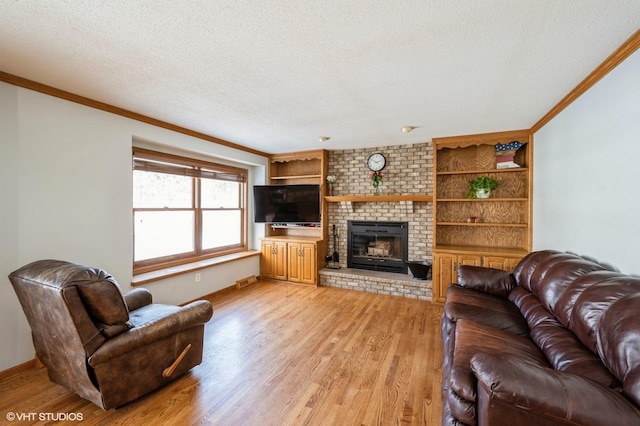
left=432, top=251, right=524, bottom=303
left=260, top=237, right=320, bottom=285
left=265, top=150, right=328, bottom=276
left=484, top=256, right=520, bottom=272
left=432, top=130, right=532, bottom=303
left=433, top=253, right=457, bottom=300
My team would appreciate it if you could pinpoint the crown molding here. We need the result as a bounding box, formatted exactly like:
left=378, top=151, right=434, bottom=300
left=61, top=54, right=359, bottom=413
left=531, top=28, right=640, bottom=134
left=0, top=71, right=269, bottom=158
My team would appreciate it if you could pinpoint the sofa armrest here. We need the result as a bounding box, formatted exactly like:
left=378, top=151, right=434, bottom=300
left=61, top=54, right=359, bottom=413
left=123, top=288, right=153, bottom=312
left=471, top=352, right=640, bottom=426
left=88, top=300, right=213, bottom=366
left=456, top=265, right=516, bottom=298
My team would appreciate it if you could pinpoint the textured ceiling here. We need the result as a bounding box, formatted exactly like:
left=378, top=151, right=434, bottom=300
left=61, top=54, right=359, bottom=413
left=1, top=1, right=639, bottom=154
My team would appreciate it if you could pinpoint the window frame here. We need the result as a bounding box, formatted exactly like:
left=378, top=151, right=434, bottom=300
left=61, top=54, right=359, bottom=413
left=132, top=148, right=248, bottom=274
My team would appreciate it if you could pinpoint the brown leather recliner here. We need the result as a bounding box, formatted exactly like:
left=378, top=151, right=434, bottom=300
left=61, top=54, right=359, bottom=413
left=9, top=259, right=213, bottom=409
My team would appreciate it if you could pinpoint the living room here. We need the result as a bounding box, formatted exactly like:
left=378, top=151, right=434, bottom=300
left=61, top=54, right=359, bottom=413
left=1, top=2, right=640, bottom=424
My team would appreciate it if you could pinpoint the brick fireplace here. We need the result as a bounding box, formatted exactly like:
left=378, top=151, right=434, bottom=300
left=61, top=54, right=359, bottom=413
left=319, top=143, right=434, bottom=300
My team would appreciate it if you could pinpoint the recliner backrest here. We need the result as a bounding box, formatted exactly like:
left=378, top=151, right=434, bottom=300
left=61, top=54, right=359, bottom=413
left=9, top=260, right=109, bottom=398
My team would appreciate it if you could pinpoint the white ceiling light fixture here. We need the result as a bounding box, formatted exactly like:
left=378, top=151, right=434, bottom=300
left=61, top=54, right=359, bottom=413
left=318, top=136, right=330, bottom=142
left=401, top=126, right=416, bottom=133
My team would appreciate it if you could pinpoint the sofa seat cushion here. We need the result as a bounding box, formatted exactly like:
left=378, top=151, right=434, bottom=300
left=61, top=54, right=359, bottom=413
left=471, top=353, right=640, bottom=426
left=530, top=320, right=620, bottom=388
left=445, top=286, right=529, bottom=336
left=510, top=284, right=620, bottom=388
left=448, top=319, right=549, bottom=425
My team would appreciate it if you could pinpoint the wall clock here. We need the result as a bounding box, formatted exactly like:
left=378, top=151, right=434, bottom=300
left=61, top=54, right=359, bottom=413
left=367, top=152, right=386, bottom=172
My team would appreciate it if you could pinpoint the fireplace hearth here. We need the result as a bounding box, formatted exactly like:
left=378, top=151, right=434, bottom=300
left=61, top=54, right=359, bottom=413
left=347, top=221, right=408, bottom=274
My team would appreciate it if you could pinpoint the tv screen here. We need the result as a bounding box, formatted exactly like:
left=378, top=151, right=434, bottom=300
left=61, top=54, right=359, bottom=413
left=253, top=184, right=321, bottom=224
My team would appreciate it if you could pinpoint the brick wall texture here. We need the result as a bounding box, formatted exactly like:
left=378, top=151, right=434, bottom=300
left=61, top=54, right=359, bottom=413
left=325, top=143, right=434, bottom=268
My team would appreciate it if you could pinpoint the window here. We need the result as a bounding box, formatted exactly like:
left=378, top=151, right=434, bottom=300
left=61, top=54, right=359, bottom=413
left=133, top=148, right=247, bottom=273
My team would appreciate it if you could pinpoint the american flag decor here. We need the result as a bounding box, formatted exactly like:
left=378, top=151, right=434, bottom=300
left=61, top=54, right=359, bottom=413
left=495, top=141, right=525, bottom=169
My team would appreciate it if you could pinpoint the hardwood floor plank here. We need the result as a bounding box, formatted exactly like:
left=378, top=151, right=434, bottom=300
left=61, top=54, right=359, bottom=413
left=0, top=281, right=443, bottom=425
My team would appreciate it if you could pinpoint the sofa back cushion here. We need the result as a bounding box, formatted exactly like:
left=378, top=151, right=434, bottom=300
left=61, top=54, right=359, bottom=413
left=597, top=293, right=640, bottom=406
left=554, top=271, right=623, bottom=329
left=571, top=277, right=640, bottom=354
left=534, top=258, right=604, bottom=316
left=512, top=250, right=560, bottom=291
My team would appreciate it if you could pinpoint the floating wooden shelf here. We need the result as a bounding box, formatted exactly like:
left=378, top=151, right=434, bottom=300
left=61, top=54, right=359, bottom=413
left=434, top=244, right=530, bottom=256
left=437, top=168, right=529, bottom=175
left=436, top=222, right=528, bottom=227
left=271, top=174, right=322, bottom=180
left=325, top=194, right=432, bottom=214
left=324, top=195, right=433, bottom=202
left=436, top=198, right=528, bottom=202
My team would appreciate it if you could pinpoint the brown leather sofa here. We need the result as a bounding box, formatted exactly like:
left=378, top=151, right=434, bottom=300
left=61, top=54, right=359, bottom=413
left=9, top=259, right=213, bottom=409
left=441, top=250, right=640, bottom=425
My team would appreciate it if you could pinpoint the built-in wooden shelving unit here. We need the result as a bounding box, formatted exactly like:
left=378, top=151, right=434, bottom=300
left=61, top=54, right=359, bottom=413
left=432, top=129, right=533, bottom=302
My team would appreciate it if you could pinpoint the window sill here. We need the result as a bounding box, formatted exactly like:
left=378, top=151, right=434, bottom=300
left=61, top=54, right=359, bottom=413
left=132, top=250, right=260, bottom=286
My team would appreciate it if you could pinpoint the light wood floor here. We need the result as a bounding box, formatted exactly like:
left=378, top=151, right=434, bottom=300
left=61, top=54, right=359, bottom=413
left=0, top=281, right=444, bottom=425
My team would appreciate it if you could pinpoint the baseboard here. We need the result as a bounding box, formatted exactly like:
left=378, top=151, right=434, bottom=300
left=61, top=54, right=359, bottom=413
left=0, top=358, right=36, bottom=381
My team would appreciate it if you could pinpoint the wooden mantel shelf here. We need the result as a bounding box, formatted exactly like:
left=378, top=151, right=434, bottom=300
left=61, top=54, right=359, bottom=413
left=325, top=195, right=432, bottom=202
left=324, top=194, right=432, bottom=214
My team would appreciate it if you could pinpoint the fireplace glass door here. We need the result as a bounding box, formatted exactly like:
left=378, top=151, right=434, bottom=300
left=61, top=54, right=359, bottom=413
left=347, top=221, right=408, bottom=274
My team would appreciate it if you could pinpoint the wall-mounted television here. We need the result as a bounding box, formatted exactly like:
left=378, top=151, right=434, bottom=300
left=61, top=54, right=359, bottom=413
left=253, top=184, right=321, bottom=224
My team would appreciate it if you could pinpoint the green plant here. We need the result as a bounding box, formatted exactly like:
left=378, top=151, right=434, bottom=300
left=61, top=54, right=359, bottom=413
left=466, top=176, right=499, bottom=198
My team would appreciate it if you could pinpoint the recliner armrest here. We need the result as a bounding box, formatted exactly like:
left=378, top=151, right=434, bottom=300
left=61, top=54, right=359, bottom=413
left=471, top=352, right=640, bottom=426
left=123, top=288, right=153, bottom=311
left=456, top=265, right=515, bottom=298
left=88, top=300, right=213, bottom=366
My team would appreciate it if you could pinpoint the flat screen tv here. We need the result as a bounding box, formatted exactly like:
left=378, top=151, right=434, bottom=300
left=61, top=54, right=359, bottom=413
left=253, top=184, right=321, bottom=224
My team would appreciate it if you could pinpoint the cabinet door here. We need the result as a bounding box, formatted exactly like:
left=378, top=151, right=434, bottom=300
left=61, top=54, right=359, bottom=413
left=298, top=243, right=317, bottom=285
left=484, top=256, right=510, bottom=271
left=484, top=255, right=523, bottom=272
left=288, top=242, right=317, bottom=285
left=273, top=242, right=288, bottom=280
left=458, top=254, right=482, bottom=267
left=261, top=241, right=276, bottom=279
left=508, top=257, right=521, bottom=273
left=287, top=243, right=302, bottom=282
left=433, top=253, right=457, bottom=303
left=261, top=241, right=287, bottom=280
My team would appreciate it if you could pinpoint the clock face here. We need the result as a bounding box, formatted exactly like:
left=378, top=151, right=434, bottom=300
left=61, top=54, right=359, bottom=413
left=367, top=153, right=386, bottom=171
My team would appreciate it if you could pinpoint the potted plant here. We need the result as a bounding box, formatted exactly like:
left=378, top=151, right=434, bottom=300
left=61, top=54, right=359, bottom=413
left=466, top=176, right=499, bottom=199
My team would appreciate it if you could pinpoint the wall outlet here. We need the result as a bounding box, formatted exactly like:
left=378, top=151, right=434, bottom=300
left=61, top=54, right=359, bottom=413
left=195, top=273, right=201, bottom=283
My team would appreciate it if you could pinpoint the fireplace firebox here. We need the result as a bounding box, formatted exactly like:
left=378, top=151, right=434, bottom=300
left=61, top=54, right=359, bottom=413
left=347, top=221, right=408, bottom=274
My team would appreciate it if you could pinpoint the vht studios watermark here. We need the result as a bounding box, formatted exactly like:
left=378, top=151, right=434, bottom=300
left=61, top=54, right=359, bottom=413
left=6, top=411, right=84, bottom=422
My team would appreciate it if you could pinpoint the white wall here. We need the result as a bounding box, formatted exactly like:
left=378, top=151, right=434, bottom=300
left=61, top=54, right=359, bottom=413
left=533, top=49, right=640, bottom=274
left=0, top=82, right=267, bottom=371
